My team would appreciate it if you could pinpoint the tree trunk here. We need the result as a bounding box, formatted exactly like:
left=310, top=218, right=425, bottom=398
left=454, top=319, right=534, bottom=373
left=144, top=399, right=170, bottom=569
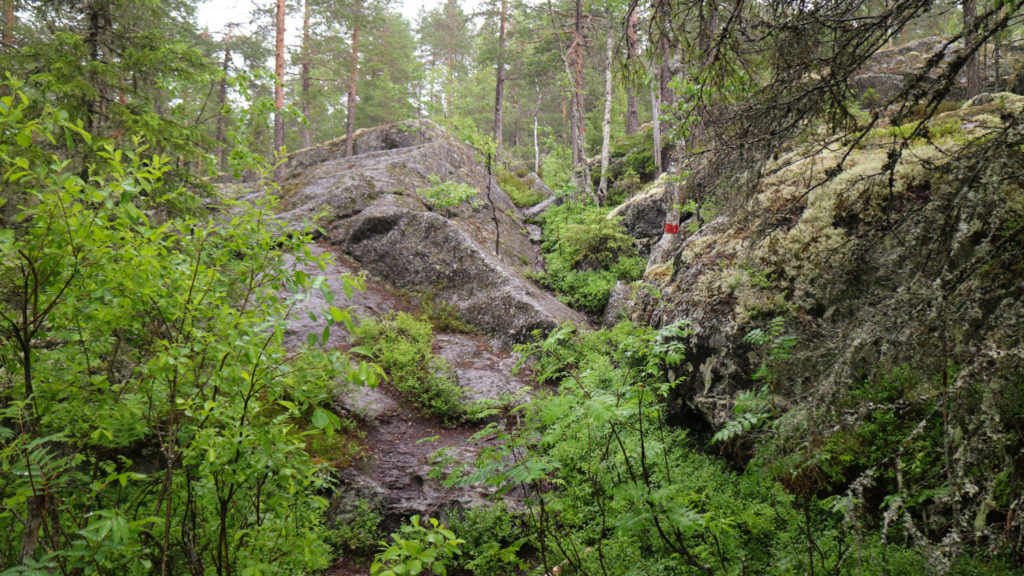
left=570, top=0, right=593, bottom=200
left=651, top=84, right=662, bottom=176
left=656, top=1, right=675, bottom=170
left=493, top=0, right=507, bottom=150
left=597, top=28, right=614, bottom=204
left=534, top=84, right=541, bottom=173
left=301, top=0, right=312, bottom=150
left=624, top=6, right=639, bottom=135
left=964, top=0, right=981, bottom=98
left=85, top=0, right=109, bottom=136
left=274, top=0, right=285, bottom=179
left=215, top=34, right=231, bottom=174
left=345, top=0, right=361, bottom=158
left=2, top=0, right=14, bottom=52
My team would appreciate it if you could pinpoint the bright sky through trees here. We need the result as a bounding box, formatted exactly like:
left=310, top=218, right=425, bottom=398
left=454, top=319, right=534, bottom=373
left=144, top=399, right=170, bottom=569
left=197, top=0, right=448, bottom=32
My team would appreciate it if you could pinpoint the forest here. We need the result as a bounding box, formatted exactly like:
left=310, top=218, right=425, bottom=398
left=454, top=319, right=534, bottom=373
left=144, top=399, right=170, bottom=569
left=1, top=0, right=1023, bottom=574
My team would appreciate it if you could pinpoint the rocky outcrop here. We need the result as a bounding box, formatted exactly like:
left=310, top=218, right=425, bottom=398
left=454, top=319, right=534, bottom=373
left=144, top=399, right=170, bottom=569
left=609, top=175, right=673, bottom=259
left=631, top=96, right=1024, bottom=551
left=277, top=120, right=585, bottom=345
left=851, top=36, right=1024, bottom=105
left=634, top=94, right=1024, bottom=428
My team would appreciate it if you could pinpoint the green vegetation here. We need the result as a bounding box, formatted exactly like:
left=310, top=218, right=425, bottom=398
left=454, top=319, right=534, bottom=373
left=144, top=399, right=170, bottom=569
left=370, top=515, right=464, bottom=576
left=533, top=203, right=645, bottom=315
left=353, top=312, right=470, bottom=424
left=447, top=503, right=529, bottom=576
left=497, top=169, right=545, bottom=208
left=437, top=321, right=1022, bottom=575
left=330, top=499, right=384, bottom=558
left=417, top=174, right=480, bottom=216
left=0, top=89, right=375, bottom=574
left=418, top=294, right=476, bottom=333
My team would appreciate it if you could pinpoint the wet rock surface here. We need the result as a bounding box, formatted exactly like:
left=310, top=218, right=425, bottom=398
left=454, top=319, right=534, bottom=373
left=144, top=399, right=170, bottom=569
left=276, top=119, right=585, bottom=346
left=284, top=241, right=532, bottom=572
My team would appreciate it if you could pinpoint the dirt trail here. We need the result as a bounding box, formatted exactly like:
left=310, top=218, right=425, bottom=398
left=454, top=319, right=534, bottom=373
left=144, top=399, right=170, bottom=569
left=287, top=242, right=534, bottom=576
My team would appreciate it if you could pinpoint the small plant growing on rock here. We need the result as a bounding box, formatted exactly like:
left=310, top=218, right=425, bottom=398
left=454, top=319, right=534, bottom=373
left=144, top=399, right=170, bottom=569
left=353, top=312, right=470, bottom=425
left=418, top=173, right=479, bottom=216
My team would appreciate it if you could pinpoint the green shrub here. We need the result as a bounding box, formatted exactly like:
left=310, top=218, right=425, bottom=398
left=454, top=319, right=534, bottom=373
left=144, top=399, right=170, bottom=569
left=419, top=295, right=476, bottom=333
left=540, top=143, right=573, bottom=189
left=449, top=504, right=529, bottom=576
left=371, top=515, right=464, bottom=576
left=330, top=500, right=384, bottom=558
left=532, top=203, right=640, bottom=315
left=497, top=169, right=546, bottom=208
left=418, top=173, right=479, bottom=215
left=353, top=312, right=468, bottom=424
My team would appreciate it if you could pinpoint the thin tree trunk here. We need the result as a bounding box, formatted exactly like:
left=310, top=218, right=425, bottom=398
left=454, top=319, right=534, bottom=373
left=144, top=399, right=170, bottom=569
left=493, top=0, right=507, bottom=150
left=624, top=6, right=639, bottom=135
left=534, top=116, right=540, bottom=173
left=301, top=0, right=312, bottom=149
left=655, top=0, right=675, bottom=169
left=597, top=28, right=614, bottom=204
left=85, top=1, right=107, bottom=136
left=345, top=0, right=361, bottom=158
left=534, top=84, right=541, bottom=173
left=274, top=0, right=286, bottom=179
left=651, top=84, right=662, bottom=176
left=215, top=33, right=231, bottom=173
left=964, top=0, right=981, bottom=98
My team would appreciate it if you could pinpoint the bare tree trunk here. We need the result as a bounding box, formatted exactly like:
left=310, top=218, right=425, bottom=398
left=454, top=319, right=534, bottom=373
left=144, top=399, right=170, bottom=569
left=570, top=0, right=593, bottom=200
left=2, top=0, right=14, bottom=52
left=300, top=0, right=312, bottom=149
left=624, top=6, right=639, bottom=135
left=651, top=84, right=662, bottom=176
left=493, top=0, right=507, bottom=150
left=215, top=31, right=232, bottom=174
left=345, top=0, right=362, bottom=158
left=274, top=0, right=286, bottom=180
left=534, top=84, right=541, bottom=173
left=964, top=0, right=981, bottom=98
left=597, top=28, right=614, bottom=204
left=655, top=0, right=675, bottom=170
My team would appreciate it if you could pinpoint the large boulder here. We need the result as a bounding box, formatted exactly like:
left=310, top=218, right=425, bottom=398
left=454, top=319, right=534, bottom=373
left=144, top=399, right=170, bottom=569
left=633, top=96, right=1024, bottom=429
left=276, top=120, right=584, bottom=345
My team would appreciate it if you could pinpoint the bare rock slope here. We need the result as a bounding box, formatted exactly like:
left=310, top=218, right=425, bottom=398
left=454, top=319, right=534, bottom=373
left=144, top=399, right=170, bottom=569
left=277, top=120, right=584, bottom=345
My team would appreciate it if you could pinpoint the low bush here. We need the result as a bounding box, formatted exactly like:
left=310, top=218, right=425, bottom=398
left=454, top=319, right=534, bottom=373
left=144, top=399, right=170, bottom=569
left=353, top=312, right=468, bottom=424
left=448, top=503, right=529, bottom=576
left=497, top=169, right=546, bottom=208
left=533, top=203, right=642, bottom=316
left=330, top=499, right=383, bottom=558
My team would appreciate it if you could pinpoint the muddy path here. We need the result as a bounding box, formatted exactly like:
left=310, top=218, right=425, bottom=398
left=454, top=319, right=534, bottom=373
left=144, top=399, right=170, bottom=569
left=286, top=242, right=535, bottom=575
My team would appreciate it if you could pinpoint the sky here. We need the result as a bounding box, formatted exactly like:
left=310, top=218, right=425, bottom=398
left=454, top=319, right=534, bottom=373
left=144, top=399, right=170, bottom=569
left=196, top=0, right=440, bottom=33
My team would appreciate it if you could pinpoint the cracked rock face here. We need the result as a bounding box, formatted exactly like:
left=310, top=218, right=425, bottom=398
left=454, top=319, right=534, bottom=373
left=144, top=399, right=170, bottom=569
left=275, top=120, right=585, bottom=345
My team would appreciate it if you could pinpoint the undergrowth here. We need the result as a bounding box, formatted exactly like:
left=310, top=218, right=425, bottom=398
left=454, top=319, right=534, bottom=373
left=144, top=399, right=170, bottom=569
left=497, top=169, right=546, bottom=208
left=353, top=312, right=472, bottom=425
left=431, top=321, right=1019, bottom=575
left=532, top=202, right=645, bottom=316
